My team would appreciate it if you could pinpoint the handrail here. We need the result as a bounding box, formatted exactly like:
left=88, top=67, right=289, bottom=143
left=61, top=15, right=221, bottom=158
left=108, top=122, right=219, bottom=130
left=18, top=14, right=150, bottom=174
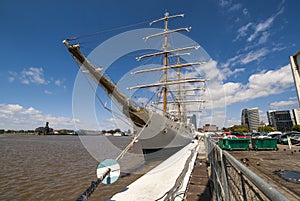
left=221, top=147, right=289, bottom=201
left=206, top=138, right=290, bottom=201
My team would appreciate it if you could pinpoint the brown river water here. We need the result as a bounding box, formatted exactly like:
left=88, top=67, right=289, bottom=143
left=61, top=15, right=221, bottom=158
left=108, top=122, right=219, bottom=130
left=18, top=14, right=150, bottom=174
left=0, top=134, right=160, bottom=201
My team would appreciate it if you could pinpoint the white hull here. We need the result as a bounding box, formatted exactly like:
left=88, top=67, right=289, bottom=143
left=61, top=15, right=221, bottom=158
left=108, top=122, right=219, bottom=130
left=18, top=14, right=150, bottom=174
left=133, top=111, right=193, bottom=160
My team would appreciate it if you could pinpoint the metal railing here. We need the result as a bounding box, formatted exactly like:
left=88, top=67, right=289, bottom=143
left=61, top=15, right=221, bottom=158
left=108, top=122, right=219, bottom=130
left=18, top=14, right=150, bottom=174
left=205, top=138, right=289, bottom=201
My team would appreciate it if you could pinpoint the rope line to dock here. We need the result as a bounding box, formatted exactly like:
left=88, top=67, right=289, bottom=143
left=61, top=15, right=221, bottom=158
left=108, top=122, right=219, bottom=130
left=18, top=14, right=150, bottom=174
left=79, top=68, right=136, bottom=128
left=76, top=168, right=111, bottom=201
left=76, top=110, right=153, bottom=201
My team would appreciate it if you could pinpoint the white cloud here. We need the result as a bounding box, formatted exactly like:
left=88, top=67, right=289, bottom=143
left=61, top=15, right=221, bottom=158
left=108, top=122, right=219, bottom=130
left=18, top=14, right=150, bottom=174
left=8, top=77, right=15, bottom=82
left=0, top=104, right=23, bottom=114
left=234, top=22, right=253, bottom=41
left=222, top=64, right=293, bottom=105
left=8, top=71, right=17, bottom=82
left=219, top=0, right=231, bottom=7
left=270, top=100, right=298, bottom=109
left=229, top=3, right=242, bottom=12
left=21, top=67, right=46, bottom=85
left=54, top=79, right=62, bottom=86
left=222, top=48, right=270, bottom=69
left=258, top=32, right=270, bottom=44
left=247, top=17, right=275, bottom=42
left=196, top=64, right=293, bottom=128
left=235, top=7, right=284, bottom=43
left=0, top=103, right=76, bottom=130
left=44, top=90, right=53, bottom=95
left=240, top=48, right=269, bottom=64
left=221, top=67, right=245, bottom=79
left=8, top=68, right=65, bottom=88
left=242, top=8, right=249, bottom=16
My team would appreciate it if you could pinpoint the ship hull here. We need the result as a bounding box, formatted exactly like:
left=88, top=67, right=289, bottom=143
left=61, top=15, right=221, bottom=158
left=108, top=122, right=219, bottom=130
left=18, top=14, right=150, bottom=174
left=134, top=111, right=193, bottom=161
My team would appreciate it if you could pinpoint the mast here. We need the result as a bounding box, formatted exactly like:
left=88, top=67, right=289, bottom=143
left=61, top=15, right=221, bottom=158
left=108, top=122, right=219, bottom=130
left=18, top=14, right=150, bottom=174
left=129, top=12, right=207, bottom=123
left=62, top=40, right=150, bottom=128
left=135, top=12, right=195, bottom=115
left=177, top=55, right=181, bottom=121
left=163, top=12, right=169, bottom=114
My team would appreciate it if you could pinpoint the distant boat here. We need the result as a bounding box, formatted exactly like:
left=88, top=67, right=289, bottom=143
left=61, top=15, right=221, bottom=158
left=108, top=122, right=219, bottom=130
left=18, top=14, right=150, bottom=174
left=63, top=12, right=207, bottom=160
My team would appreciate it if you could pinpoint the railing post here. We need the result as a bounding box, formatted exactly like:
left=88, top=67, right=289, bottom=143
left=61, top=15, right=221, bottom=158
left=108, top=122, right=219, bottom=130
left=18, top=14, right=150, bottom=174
left=205, top=137, right=290, bottom=201
left=220, top=150, right=230, bottom=201
left=240, top=172, right=247, bottom=201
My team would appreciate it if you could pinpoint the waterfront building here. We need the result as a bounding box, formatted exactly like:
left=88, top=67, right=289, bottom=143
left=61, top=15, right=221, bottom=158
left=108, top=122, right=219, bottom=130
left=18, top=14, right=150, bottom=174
left=290, top=50, right=300, bottom=107
left=202, top=124, right=218, bottom=132
left=267, top=110, right=276, bottom=126
left=292, top=108, right=300, bottom=125
left=190, top=114, right=197, bottom=130
left=267, top=110, right=293, bottom=132
left=241, top=108, right=260, bottom=132
left=187, top=114, right=197, bottom=130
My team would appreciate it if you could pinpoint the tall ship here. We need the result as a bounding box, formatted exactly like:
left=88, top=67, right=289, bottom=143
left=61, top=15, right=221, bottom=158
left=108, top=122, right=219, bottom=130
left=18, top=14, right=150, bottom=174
left=63, top=12, right=207, bottom=160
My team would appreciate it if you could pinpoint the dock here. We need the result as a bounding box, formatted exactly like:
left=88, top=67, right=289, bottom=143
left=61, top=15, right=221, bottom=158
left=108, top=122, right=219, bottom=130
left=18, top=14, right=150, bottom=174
left=110, top=138, right=299, bottom=200
left=185, top=140, right=212, bottom=200
left=229, top=144, right=300, bottom=201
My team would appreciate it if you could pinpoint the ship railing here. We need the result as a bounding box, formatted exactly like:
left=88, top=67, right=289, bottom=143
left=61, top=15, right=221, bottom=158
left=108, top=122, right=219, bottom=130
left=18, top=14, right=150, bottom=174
left=204, top=137, right=289, bottom=201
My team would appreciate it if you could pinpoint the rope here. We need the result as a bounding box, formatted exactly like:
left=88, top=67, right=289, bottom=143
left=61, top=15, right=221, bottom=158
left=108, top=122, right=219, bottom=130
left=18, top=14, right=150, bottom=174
left=79, top=68, right=133, bottom=127
left=66, top=19, right=153, bottom=41
left=76, top=168, right=111, bottom=201
left=75, top=67, right=154, bottom=200
left=76, top=114, right=152, bottom=200
left=115, top=111, right=152, bottom=161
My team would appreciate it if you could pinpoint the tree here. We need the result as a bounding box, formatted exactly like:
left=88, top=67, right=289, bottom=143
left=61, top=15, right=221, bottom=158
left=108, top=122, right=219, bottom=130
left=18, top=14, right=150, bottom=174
left=292, top=125, right=300, bottom=132
left=230, top=125, right=249, bottom=133
left=258, top=126, right=274, bottom=133
left=35, top=127, right=45, bottom=135
left=222, top=127, right=230, bottom=132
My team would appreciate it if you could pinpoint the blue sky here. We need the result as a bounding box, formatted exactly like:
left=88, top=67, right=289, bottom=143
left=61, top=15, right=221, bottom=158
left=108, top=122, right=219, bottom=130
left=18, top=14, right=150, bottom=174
left=0, top=0, right=299, bottom=130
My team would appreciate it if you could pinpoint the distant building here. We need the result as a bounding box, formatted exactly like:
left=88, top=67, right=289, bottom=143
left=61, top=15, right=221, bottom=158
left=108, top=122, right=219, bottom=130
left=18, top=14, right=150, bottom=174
left=268, top=110, right=293, bottom=132
left=292, top=108, right=300, bottom=125
left=203, top=124, right=218, bottom=132
left=187, top=114, right=197, bottom=130
left=190, top=114, right=197, bottom=130
left=290, top=50, right=300, bottom=107
left=241, top=108, right=260, bottom=132
left=267, top=110, right=276, bottom=126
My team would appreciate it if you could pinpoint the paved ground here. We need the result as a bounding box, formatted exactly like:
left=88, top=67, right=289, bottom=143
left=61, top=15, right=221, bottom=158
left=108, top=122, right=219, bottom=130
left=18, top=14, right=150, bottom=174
left=185, top=142, right=300, bottom=201
left=229, top=144, right=300, bottom=201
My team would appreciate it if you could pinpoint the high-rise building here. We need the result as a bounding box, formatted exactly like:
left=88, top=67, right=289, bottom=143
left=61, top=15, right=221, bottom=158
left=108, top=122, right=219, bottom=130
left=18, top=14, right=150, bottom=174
left=190, top=114, right=197, bottom=130
left=241, top=108, right=260, bottom=132
left=290, top=50, right=300, bottom=107
left=292, top=108, right=300, bottom=125
left=267, top=110, right=293, bottom=132
left=187, top=114, right=197, bottom=130
left=267, top=110, right=276, bottom=126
